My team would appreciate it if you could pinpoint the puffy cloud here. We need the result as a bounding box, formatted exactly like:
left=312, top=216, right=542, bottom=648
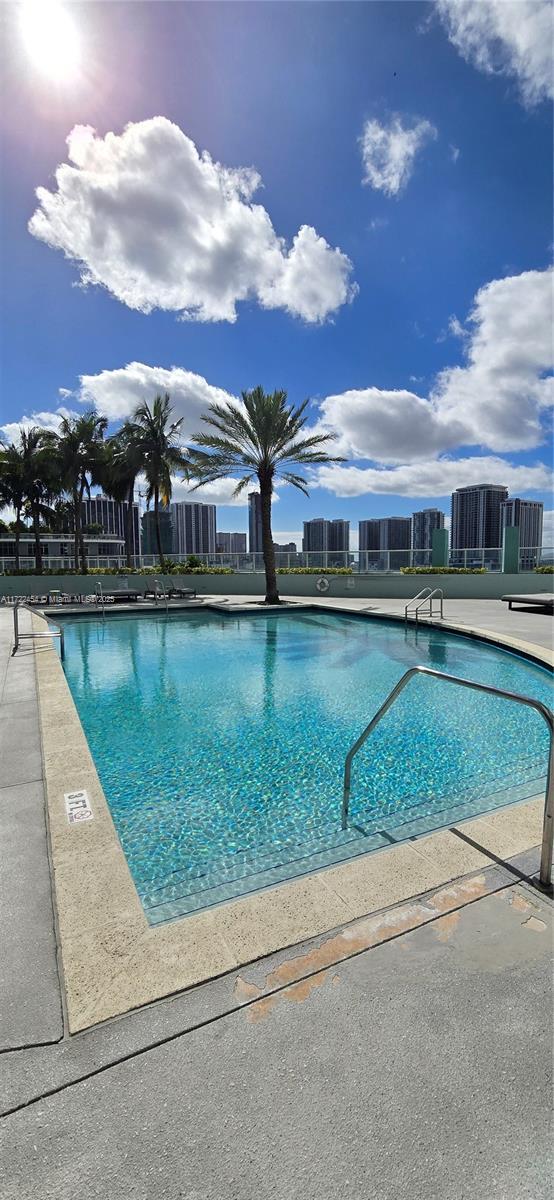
left=359, top=115, right=437, bottom=196
left=169, top=476, right=273, bottom=509
left=435, top=0, right=553, bottom=105
left=79, top=362, right=237, bottom=430
left=432, top=267, right=553, bottom=451
left=316, top=387, right=465, bottom=464
left=0, top=406, right=76, bottom=444
left=29, top=117, right=356, bottom=324
left=315, top=267, right=553, bottom=462
left=315, top=457, right=552, bottom=498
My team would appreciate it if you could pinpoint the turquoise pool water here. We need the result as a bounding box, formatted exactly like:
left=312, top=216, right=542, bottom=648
left=59, top=610, right=552, bottom=922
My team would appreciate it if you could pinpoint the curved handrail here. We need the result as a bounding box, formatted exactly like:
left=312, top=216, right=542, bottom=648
left=405, top=586, right=432, bottom=607
left=12, top=600, right=65, bottom=662
left=94, top=581, right=106, bottom=620
left=405, top=587, right=444, bottom=625
left=341, top=665, right=554, bottom=889
left=154, top=577, right=169, bottom=614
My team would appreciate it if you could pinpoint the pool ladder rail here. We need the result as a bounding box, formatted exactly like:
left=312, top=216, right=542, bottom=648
left=405, top=587, right=444, bottom=625
left=153, top=577, right=169, bottom=614
left=12, top=600, right=65, bottom=662
left=341, top=664, right=554, bottom=891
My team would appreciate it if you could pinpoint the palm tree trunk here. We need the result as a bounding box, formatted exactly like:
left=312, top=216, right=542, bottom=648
left=76, top=483, right=87, bottom=573
left=154, top=487, right=164, bottom=568
left=14, top=507, right=21, bottom=571
left=32, top=503, right=43, bottom=574
left=259, top=473, right=279, bottom=604
left=72, top=488, right=80, bottom=571
left=125, top=479, right=135, bottom=569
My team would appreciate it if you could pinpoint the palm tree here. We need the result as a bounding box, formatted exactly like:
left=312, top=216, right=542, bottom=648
left=127, top=394, right=189, bottom=568
left=188, top=386, right=343, bottom=604
left=19, top=428, right=60, bottom=573
left=56, top=412, right=108, bottom=572
left=104, top=425, right=143, bottom=569
left=0, top=442, right=26, bottom=570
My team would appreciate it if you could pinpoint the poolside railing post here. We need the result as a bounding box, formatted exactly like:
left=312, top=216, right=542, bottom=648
left=341, top=665, right=553, bottom=890
left=539, top=724, right=554, bottom=890
left=13, top=602, right=19, bottom=654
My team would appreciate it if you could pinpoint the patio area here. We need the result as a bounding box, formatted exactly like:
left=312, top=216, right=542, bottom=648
left=1, top=599, right=552, bottom=1199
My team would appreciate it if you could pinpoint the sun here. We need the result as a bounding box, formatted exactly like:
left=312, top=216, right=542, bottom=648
left=19, top=0, right=82, bottom=83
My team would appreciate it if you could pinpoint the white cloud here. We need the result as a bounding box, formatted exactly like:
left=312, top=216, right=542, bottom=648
left=449, top=144, right=461, bottom=163
left=29, top=117, right=356, bottom=324
left=433, top=267, right=553, bottom=451
left=315, top=457, right=552, bottom=499
left=435, top=0, right=553, bottom=105
left=79, top=361, right=237, bottom=430
left=359, top=115, right=437, bottom=197
left=315, top=267, right=553, bottom=463
left=0, top=406, right=76, bottom=444
left=169, top=477, right=255, bottom=508
left=273, top=531, right=302, bottom=551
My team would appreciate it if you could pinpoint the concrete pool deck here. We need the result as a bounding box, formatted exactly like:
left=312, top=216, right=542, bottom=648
left=0, top=596, right=551, bottom=1036
left=1, top=598, right=553, bottom=1199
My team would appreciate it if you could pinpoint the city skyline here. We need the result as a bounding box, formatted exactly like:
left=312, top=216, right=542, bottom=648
left=0, top=3, right=551, bottom=546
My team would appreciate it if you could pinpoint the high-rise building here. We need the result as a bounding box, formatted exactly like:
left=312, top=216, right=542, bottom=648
left=359, top=520, right=380, bottom=551
left=273, top=541, right=297, bottom=552
left=216, top=532, right=247, bottom=555
left=170, top=502, right=217, bottom=556
left=379, top=517, right=412, bottom=568
left=248, top=493, right=263, bottom=554
left=412, top=508, right=445, bottom=565
left=359, top=518, right=412, bottom=569
left=501, top=498, right=543, bottom=568
left=302, top=519, right=349, bottom=552
left=302, top=519, right=328, bottom=552
left=141, top=507, right=173, bottom=557
left=451, top=485, right=508, bottom=562
left=328, top=520, right=350, bottom=552
left=82, top=495, right=141, bottom=557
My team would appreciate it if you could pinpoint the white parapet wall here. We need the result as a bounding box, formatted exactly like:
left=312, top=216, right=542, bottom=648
left=0, top=572, right=552, bottom=600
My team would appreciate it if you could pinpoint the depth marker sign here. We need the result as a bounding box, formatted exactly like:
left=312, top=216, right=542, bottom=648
left=65, top=789, right=93, bottom=825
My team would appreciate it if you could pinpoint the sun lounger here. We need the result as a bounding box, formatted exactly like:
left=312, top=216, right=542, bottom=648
left=168, top=586, right=197, bottom=599
left=501, top=593, right=553, bottom=611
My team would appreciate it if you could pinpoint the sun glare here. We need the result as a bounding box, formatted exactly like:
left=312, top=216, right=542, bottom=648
left=20, top=0, right=81, bottom=83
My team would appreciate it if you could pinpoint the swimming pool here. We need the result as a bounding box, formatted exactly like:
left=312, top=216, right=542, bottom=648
left=60, top=609, right=552, bottom=922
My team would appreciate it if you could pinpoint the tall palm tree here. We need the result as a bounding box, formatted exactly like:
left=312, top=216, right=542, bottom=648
left=56, top=412, right=108, bottom=572
left=189, top=386, right=343, bottom=604
left=127, top=394, right=189, bottom=567
left=104, top=425, right=143, bottom=569
left=19, top=428, right=60, bottom=573
left=0, top=442, right=26, bottom=570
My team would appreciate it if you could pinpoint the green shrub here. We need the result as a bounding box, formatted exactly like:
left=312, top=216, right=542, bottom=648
left=535, top=565, right=554, bottom=574
left=401, top=566, right=487, bottom=575
left=2, top=564, right=235, bottom=577
left=277, top=566, right=353, bottom=575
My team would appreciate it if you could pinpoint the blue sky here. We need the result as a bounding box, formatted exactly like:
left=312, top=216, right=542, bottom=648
left=1, top=0, right=552, bottom=545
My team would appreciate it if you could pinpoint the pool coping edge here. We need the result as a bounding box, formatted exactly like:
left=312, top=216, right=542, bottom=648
left=32, top=605, right=549, bottom=1032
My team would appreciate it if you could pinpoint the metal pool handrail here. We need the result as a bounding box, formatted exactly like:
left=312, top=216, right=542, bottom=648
left=405, top=587, right=444, bottom=625
left=154, top=577, right=169, bottom=614
left=12, top=600, right=65, bottom=662
left=94, top=581, right=106, bottom=620
left=341, top=665, right=554, bottom=890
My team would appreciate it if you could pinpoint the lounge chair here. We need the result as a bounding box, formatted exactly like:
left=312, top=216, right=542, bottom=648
left=168, top=585, right=197, bottom=599
left=501, top=592, right=553, bottom=612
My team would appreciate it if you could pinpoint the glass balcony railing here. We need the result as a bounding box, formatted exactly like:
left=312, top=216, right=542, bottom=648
left=0, top=547, right=551, bottom=573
